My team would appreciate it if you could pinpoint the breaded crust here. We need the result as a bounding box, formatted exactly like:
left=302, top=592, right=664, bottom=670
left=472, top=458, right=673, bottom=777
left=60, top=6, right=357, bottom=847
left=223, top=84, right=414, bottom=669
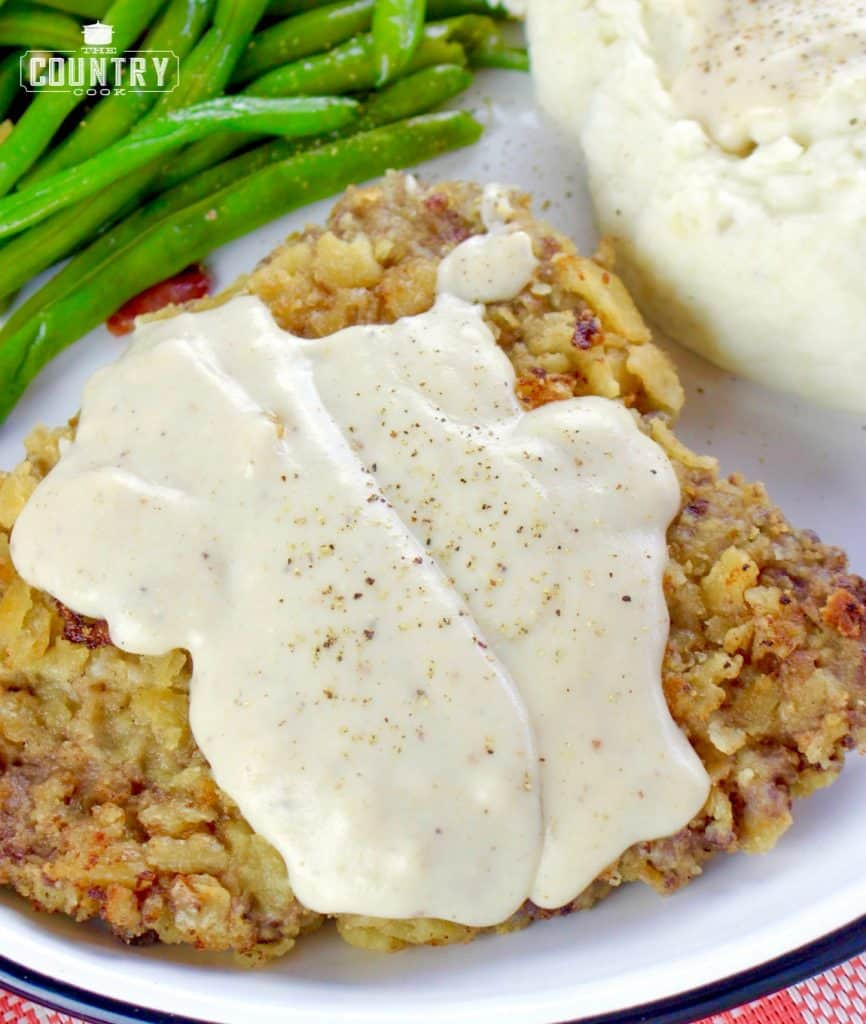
left=0, top=175, right=863, bottom=960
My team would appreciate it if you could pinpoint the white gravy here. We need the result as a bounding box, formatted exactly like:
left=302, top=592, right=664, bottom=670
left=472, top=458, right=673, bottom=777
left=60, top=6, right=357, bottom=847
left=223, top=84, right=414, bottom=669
left=668, top=0, right=866, bottom=151
left=11, top=201, right=709, bottom=924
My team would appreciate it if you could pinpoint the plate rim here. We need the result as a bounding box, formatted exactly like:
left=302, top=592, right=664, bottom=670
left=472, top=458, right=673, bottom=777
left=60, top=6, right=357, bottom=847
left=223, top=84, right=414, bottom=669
left=1, top=914, right=864, bottom=1024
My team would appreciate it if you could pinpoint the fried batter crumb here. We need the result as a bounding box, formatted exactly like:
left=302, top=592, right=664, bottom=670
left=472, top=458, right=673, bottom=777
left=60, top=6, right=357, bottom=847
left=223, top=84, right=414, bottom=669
left=54, top=600, right=111, bottom=649
left=0, top=174, right=862, bottom=960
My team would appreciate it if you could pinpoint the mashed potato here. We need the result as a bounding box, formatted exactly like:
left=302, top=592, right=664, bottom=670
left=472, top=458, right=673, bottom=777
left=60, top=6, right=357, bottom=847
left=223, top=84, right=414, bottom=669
left=526, top=0, right=866, bottom=414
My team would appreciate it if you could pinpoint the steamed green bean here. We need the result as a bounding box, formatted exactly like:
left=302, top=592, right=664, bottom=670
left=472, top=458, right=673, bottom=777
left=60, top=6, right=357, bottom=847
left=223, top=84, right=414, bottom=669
left=0, top=112, right=482, bottom=422
left=0, top=96, right=359, bottom=239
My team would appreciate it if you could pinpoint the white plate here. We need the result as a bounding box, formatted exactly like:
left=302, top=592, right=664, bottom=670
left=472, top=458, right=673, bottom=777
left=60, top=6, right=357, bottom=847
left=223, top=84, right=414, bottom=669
left=1, top=71, right=864, bottom=1024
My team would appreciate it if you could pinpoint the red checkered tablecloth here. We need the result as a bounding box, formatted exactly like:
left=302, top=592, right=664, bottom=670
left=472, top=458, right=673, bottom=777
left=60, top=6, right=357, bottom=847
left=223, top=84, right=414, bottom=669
left=1, top=954, right=865, bottom=1023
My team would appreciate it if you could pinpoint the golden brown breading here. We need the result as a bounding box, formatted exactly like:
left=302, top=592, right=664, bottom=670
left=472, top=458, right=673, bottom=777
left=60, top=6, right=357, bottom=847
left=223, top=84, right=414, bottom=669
left=0, top=175, right=862, bottom=960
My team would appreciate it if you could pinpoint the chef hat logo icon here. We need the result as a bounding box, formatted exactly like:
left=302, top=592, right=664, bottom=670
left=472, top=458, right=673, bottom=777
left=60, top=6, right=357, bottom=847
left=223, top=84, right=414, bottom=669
left=82, top=21, right=114, bottom=46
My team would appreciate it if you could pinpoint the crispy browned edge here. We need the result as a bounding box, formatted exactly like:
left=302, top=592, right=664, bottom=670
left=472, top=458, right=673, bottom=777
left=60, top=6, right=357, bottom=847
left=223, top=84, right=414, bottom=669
left=0, top=174, right=862, bottom=960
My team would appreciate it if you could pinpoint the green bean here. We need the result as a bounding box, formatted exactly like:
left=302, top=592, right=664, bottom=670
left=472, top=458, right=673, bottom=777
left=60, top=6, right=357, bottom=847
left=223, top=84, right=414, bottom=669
left=426, top=0, right=508, bottom=17
left=24, top=0, right=215, bottom=185
left=250, top=22, right=462, bottom=96
left=0, top=96, right=359, bottom=238
left=0, top=7, right=82, bottom=49
left=233, top=0, right=373, bottom=85
left=32, top=0, right=111, bottom=16
left=265, top=0, right=322, bottom=15
left=157, top=22, right=463, bottom=189
left=433, top=13, right=500, bottom=51
left=250, top=31, right=376, bottom=94
left=0, top=174, right=158, bottom=304
left=0, top=63, right=471, bottom=305
left=470, top=42, right=527, bottom=70
left=0, top=111, right=481, bottom=422
left=0, top=49, right=22, bottom=120
left=0, top=0, right=270, bottom=300
left=267, top=0, right=511, bottom=14
left=356, top=60, right=470, bottom=123
left=430, top=12, right=528, bottom=69
left=150, top=0, right=271, bottom=111
left=372, top=0, right=425, bottom=85
left=0, top=0, right=166, bottom=197
left=157, top=21, right=463, bottom=186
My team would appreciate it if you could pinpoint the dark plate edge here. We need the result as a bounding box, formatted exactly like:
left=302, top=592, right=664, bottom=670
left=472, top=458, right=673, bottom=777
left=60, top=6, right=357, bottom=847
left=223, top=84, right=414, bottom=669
left=1, top=915, right=864, bottom=1024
